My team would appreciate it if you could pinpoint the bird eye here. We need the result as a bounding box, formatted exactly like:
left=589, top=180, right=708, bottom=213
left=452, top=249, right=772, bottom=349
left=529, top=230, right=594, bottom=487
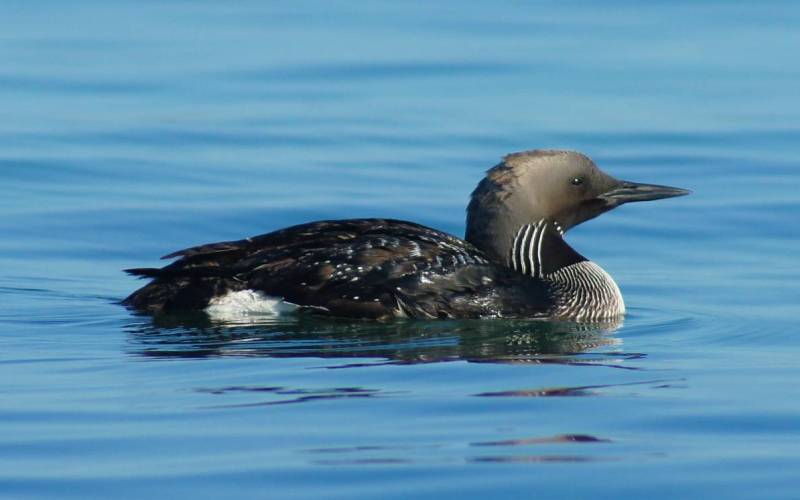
left=571, top=177, right=584, bottom=186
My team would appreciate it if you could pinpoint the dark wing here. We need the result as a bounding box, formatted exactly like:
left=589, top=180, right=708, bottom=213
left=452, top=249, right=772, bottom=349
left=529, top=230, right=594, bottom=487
left=123, top=218, right=554, bottom=319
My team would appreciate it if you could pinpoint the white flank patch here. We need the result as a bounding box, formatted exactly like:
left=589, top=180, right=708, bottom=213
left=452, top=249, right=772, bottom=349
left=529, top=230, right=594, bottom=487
left=204, top=290, right=298, bottom=320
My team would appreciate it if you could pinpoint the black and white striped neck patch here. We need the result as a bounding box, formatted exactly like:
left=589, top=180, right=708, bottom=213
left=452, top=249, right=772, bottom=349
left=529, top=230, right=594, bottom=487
left=509, top=220, right=548, bottom=278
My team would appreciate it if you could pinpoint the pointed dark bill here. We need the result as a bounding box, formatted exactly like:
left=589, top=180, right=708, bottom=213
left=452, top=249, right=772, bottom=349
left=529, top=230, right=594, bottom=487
left=600, top=180, right=691, bottom=206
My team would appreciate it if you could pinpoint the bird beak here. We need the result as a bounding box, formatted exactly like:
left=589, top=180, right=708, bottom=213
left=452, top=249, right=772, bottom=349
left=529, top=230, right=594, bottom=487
left=599, top=180, right=691, bottom=206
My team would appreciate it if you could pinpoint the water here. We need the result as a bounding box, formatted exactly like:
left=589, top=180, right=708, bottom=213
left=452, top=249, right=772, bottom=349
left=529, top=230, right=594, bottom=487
left=2, top=1, right=799, bottom=498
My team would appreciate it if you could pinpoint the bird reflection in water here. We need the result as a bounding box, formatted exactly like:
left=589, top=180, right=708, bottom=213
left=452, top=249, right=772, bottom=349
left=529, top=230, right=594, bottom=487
left=124, top=312, right=634, bottom=368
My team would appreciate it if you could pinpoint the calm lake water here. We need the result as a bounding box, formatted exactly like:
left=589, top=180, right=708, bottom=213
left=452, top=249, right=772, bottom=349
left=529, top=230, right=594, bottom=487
left=2, top=1, right=799, bottom=498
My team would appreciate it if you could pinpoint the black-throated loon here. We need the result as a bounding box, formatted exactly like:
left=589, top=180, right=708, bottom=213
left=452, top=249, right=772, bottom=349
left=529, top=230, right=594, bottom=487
left=122, top=150, right=689, bottom=320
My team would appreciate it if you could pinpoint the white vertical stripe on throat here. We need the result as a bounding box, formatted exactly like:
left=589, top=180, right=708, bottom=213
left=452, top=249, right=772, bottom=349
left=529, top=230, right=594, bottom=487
left=510, top=219, right=546, bottom=278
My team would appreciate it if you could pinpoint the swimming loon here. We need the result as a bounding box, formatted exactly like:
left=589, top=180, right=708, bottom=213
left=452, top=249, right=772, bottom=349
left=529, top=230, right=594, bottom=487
left=123, top=150, right=689, bottom=320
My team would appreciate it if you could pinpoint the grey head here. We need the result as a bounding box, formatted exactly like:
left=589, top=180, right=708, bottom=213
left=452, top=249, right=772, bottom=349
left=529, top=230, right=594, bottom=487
left=466, top=150, right=689, bottom=264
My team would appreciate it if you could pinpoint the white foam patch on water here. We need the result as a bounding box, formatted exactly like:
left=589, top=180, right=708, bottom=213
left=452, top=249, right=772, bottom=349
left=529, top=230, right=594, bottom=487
left=204, top=290, right=298, bottom=319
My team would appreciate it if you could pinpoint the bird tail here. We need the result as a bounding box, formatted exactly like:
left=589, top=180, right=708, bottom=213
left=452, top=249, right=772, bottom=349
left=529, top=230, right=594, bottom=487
left=124, top=268, right=163, bottom=279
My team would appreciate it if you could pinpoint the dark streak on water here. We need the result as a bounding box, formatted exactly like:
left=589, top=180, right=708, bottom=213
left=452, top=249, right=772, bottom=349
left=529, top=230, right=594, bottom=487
left=474, top=378, right=683, bottom=398
left=2, top=1, right=800, bottom=499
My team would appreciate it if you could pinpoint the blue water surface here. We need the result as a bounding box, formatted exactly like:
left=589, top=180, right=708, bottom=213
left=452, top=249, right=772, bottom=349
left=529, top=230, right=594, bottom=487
left=1, top=1, right=799, bottom=498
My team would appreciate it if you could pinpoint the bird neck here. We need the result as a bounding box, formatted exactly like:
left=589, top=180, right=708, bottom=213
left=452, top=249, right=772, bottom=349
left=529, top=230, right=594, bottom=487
left=504, top=220, right=625, bottom=320
left=506, top=220, right=586, bottom=277
left=467, top=208, right=625, bottom=320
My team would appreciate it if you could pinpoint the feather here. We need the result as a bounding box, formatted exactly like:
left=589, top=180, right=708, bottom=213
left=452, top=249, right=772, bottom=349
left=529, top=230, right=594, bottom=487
left=122, top=218, right=554, bottom=318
